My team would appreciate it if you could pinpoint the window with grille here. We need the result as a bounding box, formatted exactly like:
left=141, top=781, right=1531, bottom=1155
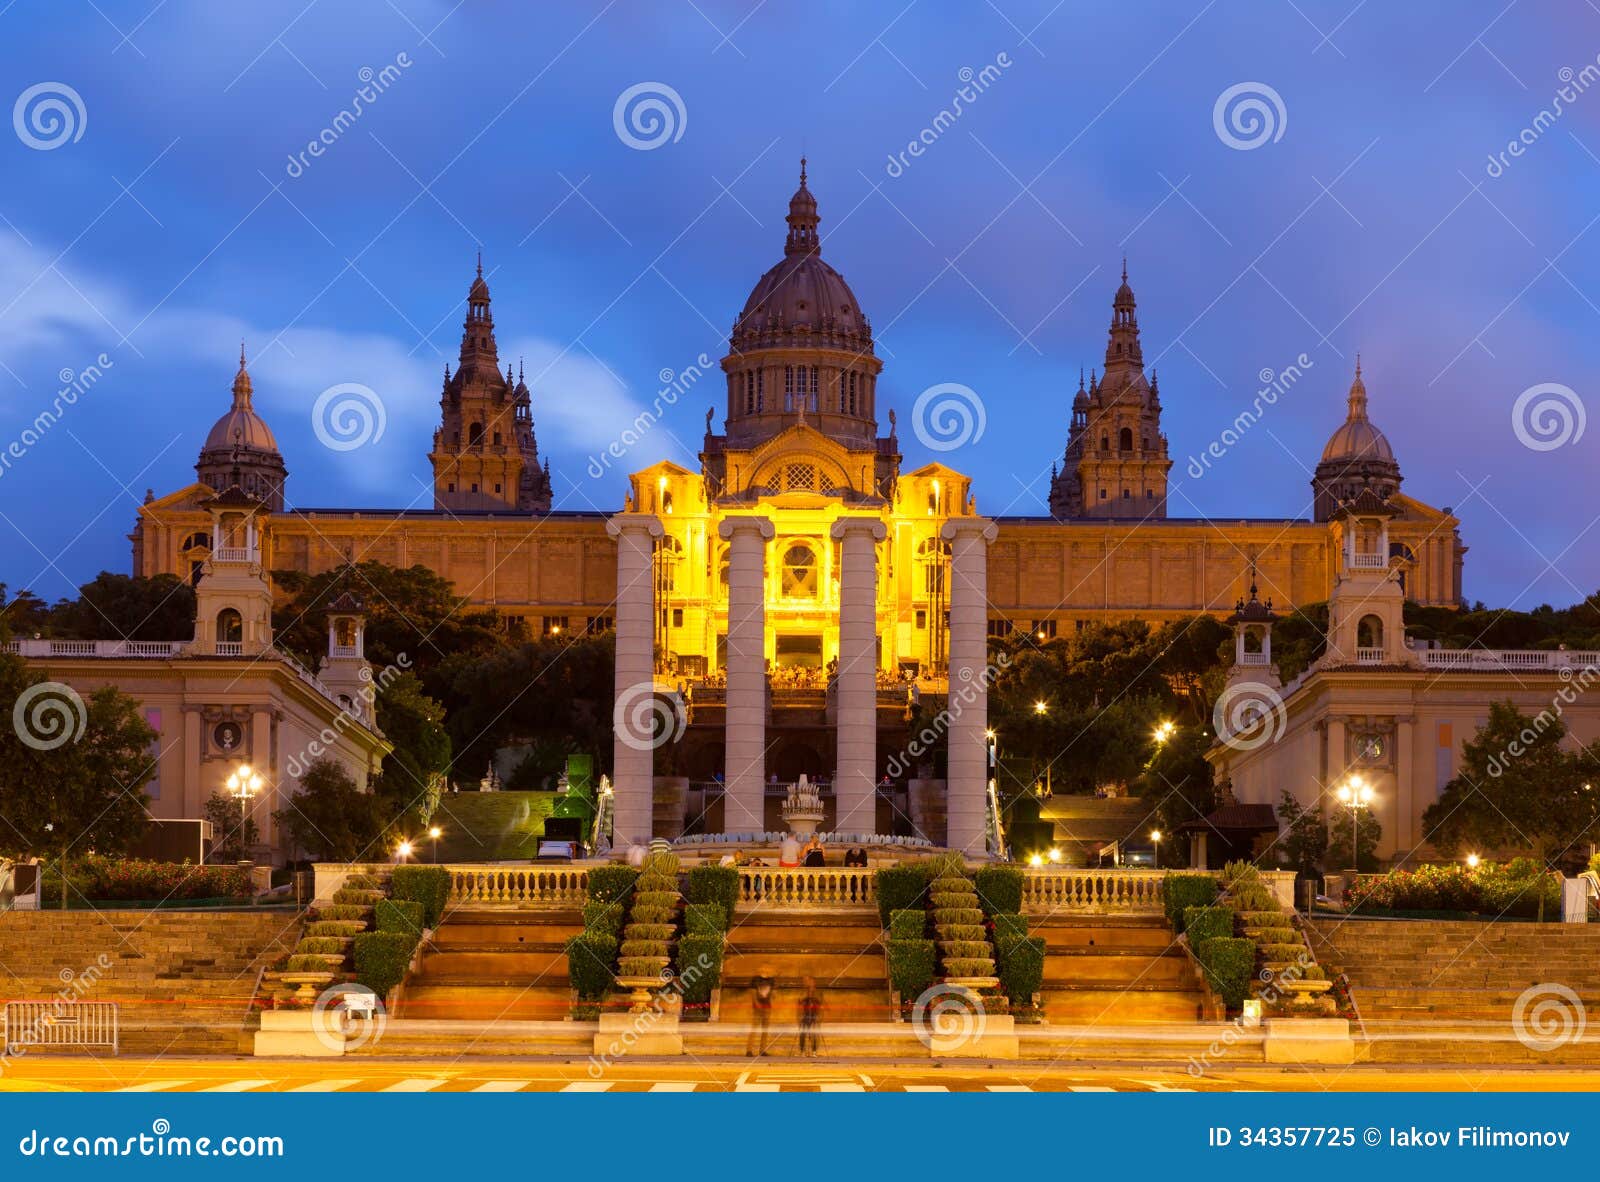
left=784, top=463, right=817, bottom=491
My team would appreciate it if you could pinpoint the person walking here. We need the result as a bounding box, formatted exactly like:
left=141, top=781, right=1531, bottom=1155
left=747, top=967, right=776, bottom=1056
left=797, top=975, right=824, bottom=1057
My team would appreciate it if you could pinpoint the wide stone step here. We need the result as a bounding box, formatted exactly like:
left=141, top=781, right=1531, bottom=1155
left=395, top=983, right=573, bottom=1022
left=1042, top=987, right=1210, bottom=1024
left=416, top=950, right=569, bottom=978
left=1042, top=952, right=1196, bottom=988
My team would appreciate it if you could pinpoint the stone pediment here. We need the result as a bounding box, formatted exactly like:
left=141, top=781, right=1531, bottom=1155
left=139, top=482, right=221, bottom=517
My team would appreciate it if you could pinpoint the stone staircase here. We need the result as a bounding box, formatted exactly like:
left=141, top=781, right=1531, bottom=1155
left=0, top=909, right=300, bottom=1054
left=1306, top=918, right=1600, bottom=1063
left=719, top=909, right=891, bottom=1028
left=1035, top=914, right=1216, bottom=1024
left=393, top=907, right=583, bottom=1023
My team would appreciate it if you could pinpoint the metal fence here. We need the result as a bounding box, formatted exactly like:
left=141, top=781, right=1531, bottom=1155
left=2, top=1002, right=120, bottom=1054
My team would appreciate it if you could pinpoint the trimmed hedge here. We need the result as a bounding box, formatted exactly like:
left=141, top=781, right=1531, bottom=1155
left=353, top=931, right=417, bottom=998
left=374, top=898, right=425, bottom=938
left=582, top=900, right=625, bottom=938
left=1162, top=874, right=1219, bottom=932
left=991, top=912, right=1029, bottom=948
left=889, top=909, right=927, bottom=940
left=1195, top=937, right=1255, bottom=1009
left=887, top=938, right=936, bottom=1000
left=675, top=934, right=724, bottom=1011
left=973, top=866, right=1024, bottom=917
left=997, top=935, right=1046, bottom=1005
left=566, top=933, right=619, bottom=999
left=390, top=866, right=450, bottom=928
left=685, top=865, right=739, bottom=926
left=875, top=864, right=931, bottom=927
left=1182, top=905, right=1234, bottom=945
left=314, top=904, right=366, bottom=922
left=683, top=902, right=727, bottom=937
left=586, top=865, right=640, bottom=904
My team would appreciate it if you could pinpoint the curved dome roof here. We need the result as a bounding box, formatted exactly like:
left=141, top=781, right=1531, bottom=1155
left=202, top=356, right=280, bottom=454
left=1319, top=363, right=1394, bottom=463
left=730, top=162, right=873, bottom=352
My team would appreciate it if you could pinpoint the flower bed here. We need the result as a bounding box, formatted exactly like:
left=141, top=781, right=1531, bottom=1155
left=45, top=855, right=250, bottom=902
left=1344, top=859, right=1561, bottom=919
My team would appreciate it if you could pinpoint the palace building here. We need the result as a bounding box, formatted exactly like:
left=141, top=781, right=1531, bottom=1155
left=128, top=162, right=1470, bottom=851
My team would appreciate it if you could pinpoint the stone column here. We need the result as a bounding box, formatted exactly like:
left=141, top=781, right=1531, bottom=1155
left=831, top=517, right=886, bottom=835
left=719, top=516, right=773, bottom=834
left=606, top=512, right=663, bottom=846
left=941, top=517, right=998, bottom=856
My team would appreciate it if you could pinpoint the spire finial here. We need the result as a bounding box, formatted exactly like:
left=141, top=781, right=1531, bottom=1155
left=1121, top=255, right=1127, bottom=282
left=799, top=156, right=807, bottom=186
left=239, top=340, right=247, bottom=368
left=1355, top=351, right=1362, bottom=377
left=476, top=249, right=482, bottom=278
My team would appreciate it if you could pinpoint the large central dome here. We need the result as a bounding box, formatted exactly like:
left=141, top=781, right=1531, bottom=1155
left=729, top=161, right=874, bottom=354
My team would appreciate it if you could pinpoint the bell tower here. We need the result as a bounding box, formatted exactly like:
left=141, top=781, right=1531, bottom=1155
left=191, top=488, right=274, bottom=657
left=429, top=258, right=553, bottom=512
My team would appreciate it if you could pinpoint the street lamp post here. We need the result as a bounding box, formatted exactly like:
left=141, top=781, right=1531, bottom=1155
left=428, top=826, right=442, bottom=864
left=1151, top=829, right=1162, bottom=869
left=1335, top=775, right=1373, bottom=876
left=225, top=763, right=263, bottom=863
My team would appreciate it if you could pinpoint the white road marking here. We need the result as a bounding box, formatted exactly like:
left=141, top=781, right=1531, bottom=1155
left=647, top=1082, right=698, bottom=1091
left=820, top=1083, right=865, bottom=1091
left=1068, top=1086, right=1116, bottom=1092
left=559, top=1081, right=613, bottom=1092
left=986, top=1084, right=1033, bottom=1091
left=1130, top=1079, right=1194, bottom=1092
left=472, top=1081, right=528, bottom=1092
left=903, top=1085, right=950, bottom=1092
left=116, top=1081, right=195, bottom=1092
left=200, top=1080, right=273, bottom=1092
left=286, top=1080, right=359, bottom=1092
left=381, top=1078, right=446, bottom=1092
left=734, top=1083, right=780, bottom=1091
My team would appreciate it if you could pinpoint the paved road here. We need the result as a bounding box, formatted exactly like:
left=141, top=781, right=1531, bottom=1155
left=5, top=1057, right=1600, bottom=1093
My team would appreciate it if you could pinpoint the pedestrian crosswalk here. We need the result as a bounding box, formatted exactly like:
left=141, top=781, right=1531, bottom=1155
left=94, top=1074, right=1200, bottom=1094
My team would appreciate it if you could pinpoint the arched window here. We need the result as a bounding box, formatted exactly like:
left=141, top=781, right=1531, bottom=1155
left=1357, top=614, right=1384, bottom=650
left=781, top=543, right=818, bottom=598
left=468, top=422, right=484, bottom=446
left=1119, top=427, right=1134, bottom=451
left=1100, top=434, right=1109, bottom=451
left=216, top=608, right=242, bottom=644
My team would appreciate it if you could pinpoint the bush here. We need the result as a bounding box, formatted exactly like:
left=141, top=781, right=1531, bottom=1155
left=684, top=902, right=727, bottom=937
left=675, top=934, right=723, bottom=1010
left=390, top=865, right=450, bottom=928
left=1195, top=937, right=1255, bottom=1009
left=565, top=933, right=618, bottom=999
left=1162, top=874, right=1219, bottom=931
left=1258, top=942, right=1309, bottom=962
left=875, top=864, right=931, bottom=927
left=889, top=909, right=927, bottom=940
left=296, top=937, right=345, bottom=955
left=997, top=935, right=1046, bottom=1005
left=46, top=855, right=251, bottom=902
left=938, top=940, right=992, bottom=960
left=926, top=851, right=968, bottom=878
left=941, top=957, right=995, bottom=977
left=887, top=939, right=936, bottom=999
left=1182, top=905, right=1233, bottom=945
left=285, top=954, right=337, bottom=973
left=1345, top=861, right=1562, bottom=919
left=374, top=898, right=425, bottom=938
left=991, top=912, right=1029, bottom=947
left=973, top=866, right=1024, bottom=916
left=307, top=920, right=366, bottom=938
left=938, top=923, right=987, bottom=942
left=586, top=865, right=640, bottom=904
left=686, top=865, right=739, bottom=925
left=582, top=901, right=625, bottom=937
left=353, top=931, right=417, bottom=998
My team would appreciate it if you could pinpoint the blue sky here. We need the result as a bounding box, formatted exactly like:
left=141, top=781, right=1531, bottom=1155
left=0, top=0, right=1596, bottom=610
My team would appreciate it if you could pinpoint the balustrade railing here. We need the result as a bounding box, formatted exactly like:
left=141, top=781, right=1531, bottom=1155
left=738, top=867, right=876, bottom=908
left=1422, top=649, right=1600, bottom=672
left=448, top=864, right=591, bottom=907
left=1355, top=647, right=1385, bottom=664
left=1020, top=868, right=1167, bottom=913
left=1347, top=552, right=1387, bottom=569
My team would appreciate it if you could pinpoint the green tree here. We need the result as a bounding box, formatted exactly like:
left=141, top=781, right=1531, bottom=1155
left=0, top=652, right=156, bottom=906
left=0, top=585, right=53, bottom=637
left=271, top=561, right=503, bottom=696
left=372, top=672, right=451, bottom=833
left=204, top=791, right=260, bottom=862
left=48, top=572, right=196, bottom=641
left=1275, top=790, right=1328, bottom=878
left=1424, top=701, right=1600, bottom=915
left=1326, top=799, right=1383, bottom=873
left=1137, top=724, right=1217, bottom=839
left=274, top=759, right=381, bottom=862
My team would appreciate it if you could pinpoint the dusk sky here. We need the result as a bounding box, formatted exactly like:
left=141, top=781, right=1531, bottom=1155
left=0, top=0, right=1596, bottom=611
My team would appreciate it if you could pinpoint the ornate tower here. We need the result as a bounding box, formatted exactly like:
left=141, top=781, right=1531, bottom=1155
left=319, top=591, right=375, bottom=726
left=429, top=259, right=553, bottom=512
left=1311, top=360, right=1402, bottom=522
left=196, top=347, right=288, bottom=511
left=1048, top=266, right=1171, bottom=519
left=717, top=161, right=884, bottom=451
left=191, top=487, right=274, bottom=657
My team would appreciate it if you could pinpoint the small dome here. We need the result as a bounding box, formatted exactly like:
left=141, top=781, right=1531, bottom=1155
left=1319, top=363, right=1394, bottom=462
left=202, top=351, right=280, bottom=453
left=737, top=254, right=865, bottom=338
